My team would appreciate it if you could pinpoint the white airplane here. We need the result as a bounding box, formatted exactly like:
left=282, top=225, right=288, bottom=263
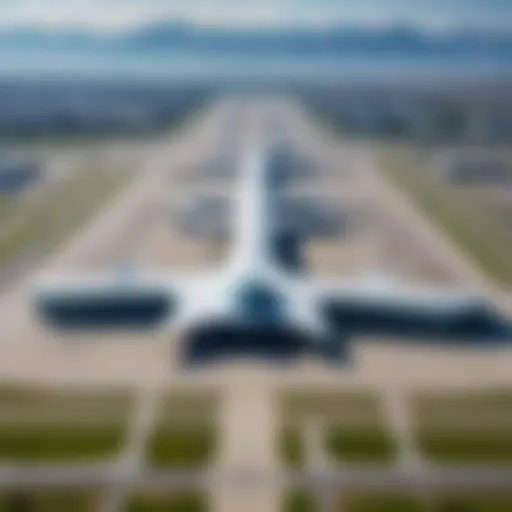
left=32, top=145, right=511, bottom=362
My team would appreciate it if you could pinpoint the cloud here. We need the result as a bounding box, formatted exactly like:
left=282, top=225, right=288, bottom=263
left=0, top=0, right=329, bottom=30
left=0, top=0, right=510, bottom=31
left=0, top=0, right=159, bottom=31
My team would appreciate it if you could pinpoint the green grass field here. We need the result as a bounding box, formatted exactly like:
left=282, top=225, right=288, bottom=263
left=433, top=494, right=512, bottom=512
left=0, top=198, right=16, bottom=224
left=158, top=390, right=220, bottom=425
left=280, top=390, right=394, bottom=464
left=281, top=491, right=512, bottom=512
left=0, top=158, right=133, bottom=266
left=412, top=389, right=512, bottom=415
left=278, top=425, right=305, bottom=468
left=147, top=424, right=217, bottom=468
left=0, top=385, right=131, bottom=461
left=0, top=424, right=125, bottom=461
left=412, top=389, right=512, bottom=464
left=340, top=493, right=512, bottom=512
left=378, top=149, right=512, bottom=284
left=342, top=493, right=420, bottom=512
left=280, top=390, right=382, bottom=423
left=283, top=492, right=316, bottom=512
left=0, top=491, right=100, bottom=512
left=417, top=428, right=512, bottom=464
left=324, top=425, right=396, bottom=463
left=147, top=390, right=219, bottom=468
left=0, top=385, right=132, bottom=424
left=126, top=493, right=206, bottom=512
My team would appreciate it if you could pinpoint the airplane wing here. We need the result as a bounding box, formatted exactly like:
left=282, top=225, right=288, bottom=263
left=30, top=270, right=198, bottom=332
left=314, top=279, right=512, bottom=344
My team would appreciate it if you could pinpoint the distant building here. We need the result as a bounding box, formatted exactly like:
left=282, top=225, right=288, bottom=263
left=431, top=151, right=511, bottom=186
left=485, top=112, right=512, bottom=144
left=0, top=157, right=40, bottom=193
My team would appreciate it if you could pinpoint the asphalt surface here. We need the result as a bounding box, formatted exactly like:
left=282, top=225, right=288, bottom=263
left=0, top=97, right=511, bottom=511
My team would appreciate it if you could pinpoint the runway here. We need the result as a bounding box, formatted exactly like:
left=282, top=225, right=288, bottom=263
left=0, top=97, right=510, bottom=388
left=0, top=96, right=511, bottom=511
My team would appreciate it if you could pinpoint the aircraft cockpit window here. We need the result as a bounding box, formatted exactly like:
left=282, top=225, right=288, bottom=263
left=235, top=280, right=284, bottom=324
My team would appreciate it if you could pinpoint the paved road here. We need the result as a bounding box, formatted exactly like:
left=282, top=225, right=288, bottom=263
left=214, top=373, right=280, bottom=512
left=0, top=464, right=510, bottom=492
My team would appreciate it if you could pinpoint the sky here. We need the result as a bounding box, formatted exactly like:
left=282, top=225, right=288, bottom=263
left=0, top=0, right=511, bottom=32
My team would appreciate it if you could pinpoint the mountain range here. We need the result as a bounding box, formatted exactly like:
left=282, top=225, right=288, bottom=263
left=0, top=23, right=511, bottom=58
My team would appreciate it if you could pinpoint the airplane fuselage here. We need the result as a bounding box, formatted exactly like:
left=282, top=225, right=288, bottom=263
left=175, top=147, right=327, bottom=346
